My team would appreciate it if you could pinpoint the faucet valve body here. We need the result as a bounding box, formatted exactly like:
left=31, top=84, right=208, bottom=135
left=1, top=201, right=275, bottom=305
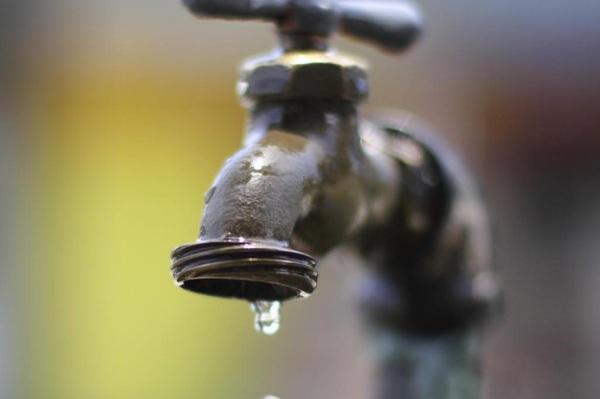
left=171, top=2, right=499, bottom=397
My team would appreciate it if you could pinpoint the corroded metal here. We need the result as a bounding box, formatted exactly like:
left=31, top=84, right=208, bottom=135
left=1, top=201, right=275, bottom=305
left=170, top=2, right=499, bottom=398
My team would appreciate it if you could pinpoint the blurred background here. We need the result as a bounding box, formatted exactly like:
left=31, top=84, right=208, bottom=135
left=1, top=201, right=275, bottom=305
left=1, top=0, right=600, bottom=398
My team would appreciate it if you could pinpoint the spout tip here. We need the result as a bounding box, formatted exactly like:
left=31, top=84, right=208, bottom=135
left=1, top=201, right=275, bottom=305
left=171, top=240, right=318, bottom=301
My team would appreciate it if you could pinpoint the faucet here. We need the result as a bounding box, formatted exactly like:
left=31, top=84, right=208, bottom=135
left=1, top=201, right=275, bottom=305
left=170, top=1, right=499, bottom=398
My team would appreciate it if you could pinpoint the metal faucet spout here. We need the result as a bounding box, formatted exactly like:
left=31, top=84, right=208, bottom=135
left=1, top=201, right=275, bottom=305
left=171, top=101, right=396, bottom=301
left=170, top=2, right=500, bottom=396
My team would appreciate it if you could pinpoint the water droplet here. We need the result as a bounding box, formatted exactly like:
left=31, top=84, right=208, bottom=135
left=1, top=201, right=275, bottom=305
left=251, top=300, right=281, bottom=335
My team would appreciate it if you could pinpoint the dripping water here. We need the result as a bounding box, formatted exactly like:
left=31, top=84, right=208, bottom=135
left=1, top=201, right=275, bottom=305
left=251, top=300, right=281, bottom=335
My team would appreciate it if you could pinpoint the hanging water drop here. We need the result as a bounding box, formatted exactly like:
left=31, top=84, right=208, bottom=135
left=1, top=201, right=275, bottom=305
left=251, top=301, right=281, bottom=335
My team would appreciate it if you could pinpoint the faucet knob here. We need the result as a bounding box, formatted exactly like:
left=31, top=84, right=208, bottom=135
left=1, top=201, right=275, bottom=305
left=183, top=0, right=423, bottom=53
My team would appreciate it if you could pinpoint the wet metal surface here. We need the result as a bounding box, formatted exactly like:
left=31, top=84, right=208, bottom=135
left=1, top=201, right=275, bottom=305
left=170, top=1, right=499, bottom=398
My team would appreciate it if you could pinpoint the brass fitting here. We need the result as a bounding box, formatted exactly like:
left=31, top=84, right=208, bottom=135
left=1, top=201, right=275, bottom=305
left=238, top=50, right=369, bottom=102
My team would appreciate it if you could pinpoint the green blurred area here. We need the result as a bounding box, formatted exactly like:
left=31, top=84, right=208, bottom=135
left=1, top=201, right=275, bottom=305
left=19, top=67, right=268, bottom=399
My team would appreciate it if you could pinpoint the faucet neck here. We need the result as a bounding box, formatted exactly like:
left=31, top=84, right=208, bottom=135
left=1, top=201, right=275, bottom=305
left=246, top=100, right=361, bottom=143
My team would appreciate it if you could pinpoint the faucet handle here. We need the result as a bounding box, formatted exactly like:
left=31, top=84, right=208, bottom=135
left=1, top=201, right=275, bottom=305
left=183, top=0, right=423, bottom=53
left=337, top=0, right=423, bottom=52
